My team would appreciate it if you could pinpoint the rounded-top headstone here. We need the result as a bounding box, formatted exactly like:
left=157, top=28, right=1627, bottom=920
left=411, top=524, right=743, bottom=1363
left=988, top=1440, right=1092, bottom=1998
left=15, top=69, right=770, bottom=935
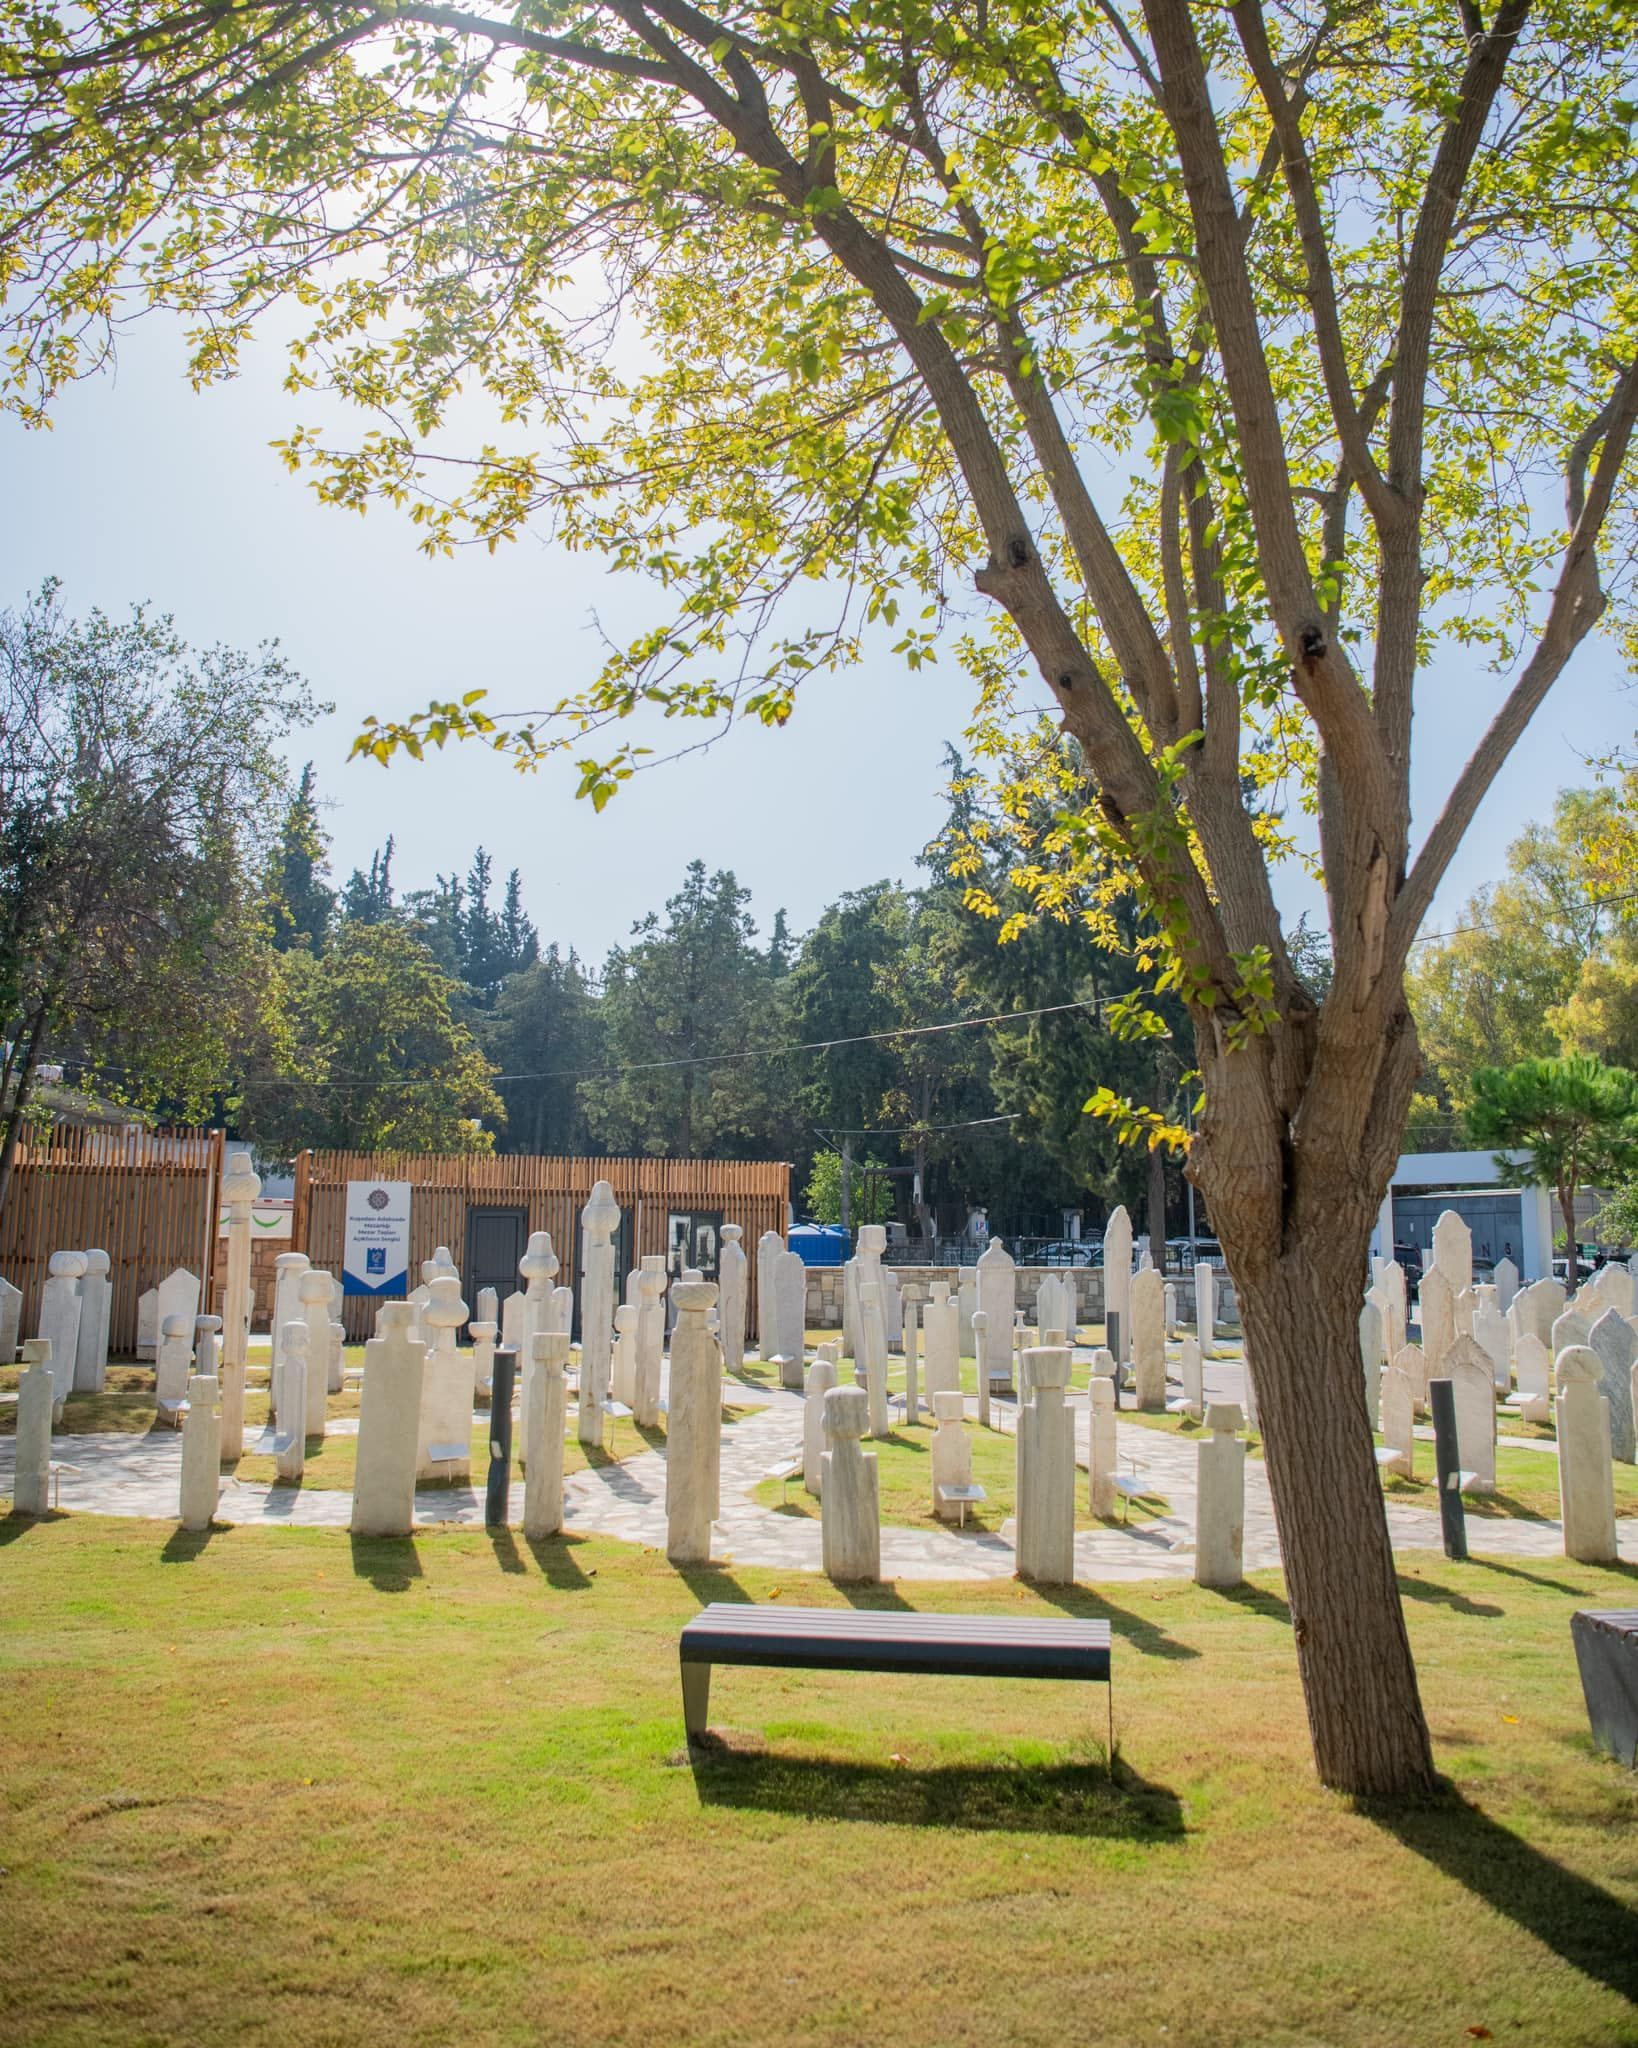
left=824, top=1382, right=871, bottom=1438
left=222, top=1153, right=261, bottom=1206
left=583, top=1179, right=620, bottom=1239
left=49, top=1250, right=89, bottom=1278
left=468, top=1320, right=497, bottom=1341
left=520, top=1232, right=558, bottom=1286
left=672, top=1279, right=718, bottom=1314
left=194, top=1314, right=223, bottom=1335
left=614, top=1303, right=638, bottom=1330
left=377, top=1300, right=417, bottom=1335
left=929, top=1280, right=951, bottom=1303
left=425, top=1275, right=468, bottom=1331
left=83, top=1248, right=111, bottom=1276
left=1090, top=1377, right=1116, bottom=1411
left=160, top=1313, right=192, bottom=1338
left=855, top=1225, right=887, bottom=1255
left=276, top=1250, right=310, bottom=1275
left=430, top=1245, right=456, bottom=1270
left=1556, top=1343, right=1600, bottom=1384
left=637, top=1265, right=666, bottom=1301
left=721, top=1223, right=743, bottom=1245
left=298, top=1269, right=334, bottom=1306
left=282, top=1320, right=309, bottom=1355
left=1205, top=1400, right=1244, bottom=1434
left=932, top=1389, right=965, bottom=1423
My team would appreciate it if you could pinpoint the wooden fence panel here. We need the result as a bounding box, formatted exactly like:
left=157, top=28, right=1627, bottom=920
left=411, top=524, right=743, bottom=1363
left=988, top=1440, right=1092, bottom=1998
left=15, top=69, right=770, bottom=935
left=0, top=1127, right=222, bottom=1356
left=296, top=1150, right=791, bottom=1341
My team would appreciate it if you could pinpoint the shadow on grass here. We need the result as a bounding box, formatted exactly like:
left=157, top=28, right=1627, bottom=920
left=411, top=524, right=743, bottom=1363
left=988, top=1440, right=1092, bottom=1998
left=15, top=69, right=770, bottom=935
left=0, top=1509, right=62, bottom=1544
left=523, top=1532, right=594, bottom=1590
left=1395, top=1571, right=1505, bottom=1620
left=1205, top=1581, right=1292, bottom=1625
left=1368, top=1785, right=1638, bottom=2005
left=689, top=1745, right=1183, bottom=1840
left=674, top=1561, right=754, bottom=1606
left=487, top=1526, right=527, bottom=1575
left=1026, top=1584, right=1202, bottom=1662
left=348, top=1531, right=423, bottom=1592
left=1479, top=1555, right=1638, bottom=1594
left=159, top=1525, right=225, bottom=1563
left=841, top=1581, right=916, bottom=1612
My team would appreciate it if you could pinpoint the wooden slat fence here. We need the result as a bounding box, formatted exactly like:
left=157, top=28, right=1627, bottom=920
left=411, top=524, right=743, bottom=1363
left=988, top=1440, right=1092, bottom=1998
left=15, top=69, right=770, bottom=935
left=0, top=1126, right=224, bottom=1357
left=296, top=1150, right=791, bottom=1341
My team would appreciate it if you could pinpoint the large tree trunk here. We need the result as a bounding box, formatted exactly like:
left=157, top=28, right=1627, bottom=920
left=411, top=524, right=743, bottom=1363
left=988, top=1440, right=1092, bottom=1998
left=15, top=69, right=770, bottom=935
left=1191, top=1004, right=1438, bottom=1798
left=1232, top=1207, right=1436, bottom=1795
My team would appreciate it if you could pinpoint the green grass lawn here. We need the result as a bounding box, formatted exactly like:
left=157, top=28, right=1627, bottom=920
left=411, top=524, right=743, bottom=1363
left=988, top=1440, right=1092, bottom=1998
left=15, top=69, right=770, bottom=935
left=752, top=1417, right=1168, bottom=1530
left=0, top=1517, right=1633, bottom=2046
left=1381, top=1438, right=1638, bottom=1520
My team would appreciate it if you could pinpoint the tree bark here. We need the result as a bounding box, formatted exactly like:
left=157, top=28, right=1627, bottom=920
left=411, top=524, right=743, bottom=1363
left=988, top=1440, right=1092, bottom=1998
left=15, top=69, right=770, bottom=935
left=1148, top=1144, right=1168, bottom=1261
left=1196, top=1050, right=1438, bottom=1798
left=0, top=1008, right=48, bottom=1224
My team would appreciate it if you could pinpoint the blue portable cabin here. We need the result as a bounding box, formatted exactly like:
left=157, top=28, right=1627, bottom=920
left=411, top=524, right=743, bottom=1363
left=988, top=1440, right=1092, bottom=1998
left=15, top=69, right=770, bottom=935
left=790, top=1223, right=850, bottom=1266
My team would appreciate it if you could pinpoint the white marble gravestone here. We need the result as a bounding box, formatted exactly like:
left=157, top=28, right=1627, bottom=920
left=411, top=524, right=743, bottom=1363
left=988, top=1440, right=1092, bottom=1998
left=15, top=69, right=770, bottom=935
left=1512, top=1276, right=1564, bottom=1356
left=73, top=1248, right=112, bottom=1394
left=930, top=1389, right=974, bottom=1520
left=1104, top=1206, right=1133, bottom=1359
left=1555, top=1344, right=1617, bottom=1563
left=298, top=1269, right=335, bottom=1439
left=578, top=1179, right=620, bottom=1449
left=270, top=1251, right=310, bottom=1401
left=718, top=1223, right=748, bottom=1373
left=1359, top=1295, right=1385, bottom=1427
left=1130, top=1267, right=1166, bottom=1411
left=1015, top=1344, right=1075, bottom=1584
left=1587, top=1307, right=1637, bottom=1464
left=1513, top=1331, right=1553, bottom=1424
left=12, top=1341, right=54, bottom=1515
left=523, top=1331, right=568, bottom=1539
left=820, top=1383, right=880, bottom=1583
left=972, top=1310, right=990, bottom=1428
left=1376, top=1260, right=1408, bottom=1360
left=1417, top=1268, right=1455, bottom=1391
left=1443, top=1334, right=1496, bottom=1494
left=1378, top=1356, right=1415, bottom=1478
left=634, top=1257, right=666, bottom=1428
left=136, top=1286, right=158, bottom=1361
left=611, top=1302, right=638, bottom=1408
left=0, top=1276, right=21, bottom=1365
left=1432, top=1209, right=1472, bottom=1295
left=1177, top=1335, right=1204, bottom=1420
left=1472, top=1303, right=1511, bottom=1395
left=958, top=1270, right=977, bottom=1359
left=773, top=1248, right=806, bottom=1384
left=923, top=1280, right=960, bottom=1402
left=858, top=1279, right=891, bottom=1438
left=155, top=1313, right=193, bottom=1424
left=37, top=1251, right=86, bottom=1416
left=156, top=1266, right=201, bottom=1354
left=803, top=1349, right=839, bottom=1497
left=1491, top=1255, right=1519, bottom=1315
left=1195, top=1401, right=1246, bottom=1588
left=350, top=1303, right=426, bottom=1537
left=178, top=1372, right=221, bottom=1530
left=1089, top=1376, right=1118, bottom=1517
left=417, top=1274, right=473, bottom=1480
left=275, top=1322, right=308, bottom=1483
left=1195, top=1260, right=1217, bottom=1358
left=976, top=1239, right=1015, bottom=1396
left=665, top=1280, right=722, bottom=1563
left=756, top=1229, right=784, bottom=1359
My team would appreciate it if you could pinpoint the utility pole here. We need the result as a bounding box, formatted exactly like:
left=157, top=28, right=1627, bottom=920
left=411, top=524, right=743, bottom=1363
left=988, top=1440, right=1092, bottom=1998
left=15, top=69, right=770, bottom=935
left=840, top=1133, right=853, bottom=1232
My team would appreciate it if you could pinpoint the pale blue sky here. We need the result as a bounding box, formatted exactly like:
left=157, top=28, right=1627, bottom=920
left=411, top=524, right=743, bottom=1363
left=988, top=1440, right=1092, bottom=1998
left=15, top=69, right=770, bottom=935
left=1, top=312, right=1627, bottom=965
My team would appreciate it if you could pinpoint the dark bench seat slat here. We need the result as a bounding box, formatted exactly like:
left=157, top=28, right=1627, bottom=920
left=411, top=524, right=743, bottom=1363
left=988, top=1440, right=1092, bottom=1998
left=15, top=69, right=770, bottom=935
left=679, top=1604, right=1113, bottom=1742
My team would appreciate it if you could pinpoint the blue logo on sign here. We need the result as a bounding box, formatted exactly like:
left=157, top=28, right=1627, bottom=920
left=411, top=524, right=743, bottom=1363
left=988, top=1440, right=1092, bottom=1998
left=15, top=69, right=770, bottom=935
left=367, top=1247, right=386, bottom=1274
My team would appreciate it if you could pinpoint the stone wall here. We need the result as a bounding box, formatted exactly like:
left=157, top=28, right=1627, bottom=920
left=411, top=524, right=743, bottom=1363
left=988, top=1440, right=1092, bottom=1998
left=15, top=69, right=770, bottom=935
left=803, top=1262, right=1240, bottom=1330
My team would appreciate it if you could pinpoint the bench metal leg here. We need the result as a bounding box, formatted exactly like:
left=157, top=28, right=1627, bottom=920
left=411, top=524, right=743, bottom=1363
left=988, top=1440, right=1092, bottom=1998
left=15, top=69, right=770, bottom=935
left=681, top=1659, right=711, bottom=1743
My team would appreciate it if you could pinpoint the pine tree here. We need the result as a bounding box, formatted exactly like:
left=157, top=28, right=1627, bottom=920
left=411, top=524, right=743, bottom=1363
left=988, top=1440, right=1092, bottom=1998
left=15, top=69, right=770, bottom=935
left=340, top=837, right=395, bottom=925
left=499, top=868, right=539, bottom=977
left=267, top=762, right=335, bottom=953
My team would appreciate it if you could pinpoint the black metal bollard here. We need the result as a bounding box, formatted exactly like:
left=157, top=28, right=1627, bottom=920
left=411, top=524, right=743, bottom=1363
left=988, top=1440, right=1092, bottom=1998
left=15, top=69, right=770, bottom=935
left=1105, top=1310, right=1121, bottom=1368
left=1428, top=1376, right=1468, bottom=1562
left=486, top=1344, right=517, bottom=1527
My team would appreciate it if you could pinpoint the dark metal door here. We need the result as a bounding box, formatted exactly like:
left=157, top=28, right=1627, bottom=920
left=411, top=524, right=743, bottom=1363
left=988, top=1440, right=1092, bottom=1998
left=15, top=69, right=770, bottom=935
left=465, top=1205, right=529, bottom=1312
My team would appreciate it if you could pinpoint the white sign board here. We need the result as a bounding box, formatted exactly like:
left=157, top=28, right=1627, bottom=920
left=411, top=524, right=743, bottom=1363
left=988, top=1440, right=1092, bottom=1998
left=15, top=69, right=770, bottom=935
left=343, top=1180, right=412, bottom=1297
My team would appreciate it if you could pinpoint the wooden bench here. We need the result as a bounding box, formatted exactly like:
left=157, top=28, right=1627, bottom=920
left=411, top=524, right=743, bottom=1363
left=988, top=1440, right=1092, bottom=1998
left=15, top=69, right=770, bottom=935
left=679, top=1603, right=1114, bottom=1757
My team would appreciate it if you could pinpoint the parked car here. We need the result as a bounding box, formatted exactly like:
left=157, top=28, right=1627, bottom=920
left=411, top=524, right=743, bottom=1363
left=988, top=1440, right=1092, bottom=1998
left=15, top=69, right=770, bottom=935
left=1166, top=1236, right=1224, bottom=1270
left=1031, top=1239, right=1100, bottom=1267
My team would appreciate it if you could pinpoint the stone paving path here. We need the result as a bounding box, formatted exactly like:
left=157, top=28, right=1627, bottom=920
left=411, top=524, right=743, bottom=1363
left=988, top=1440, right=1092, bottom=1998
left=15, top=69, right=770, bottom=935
left=4, top=1353, right=1634, bottom=1579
